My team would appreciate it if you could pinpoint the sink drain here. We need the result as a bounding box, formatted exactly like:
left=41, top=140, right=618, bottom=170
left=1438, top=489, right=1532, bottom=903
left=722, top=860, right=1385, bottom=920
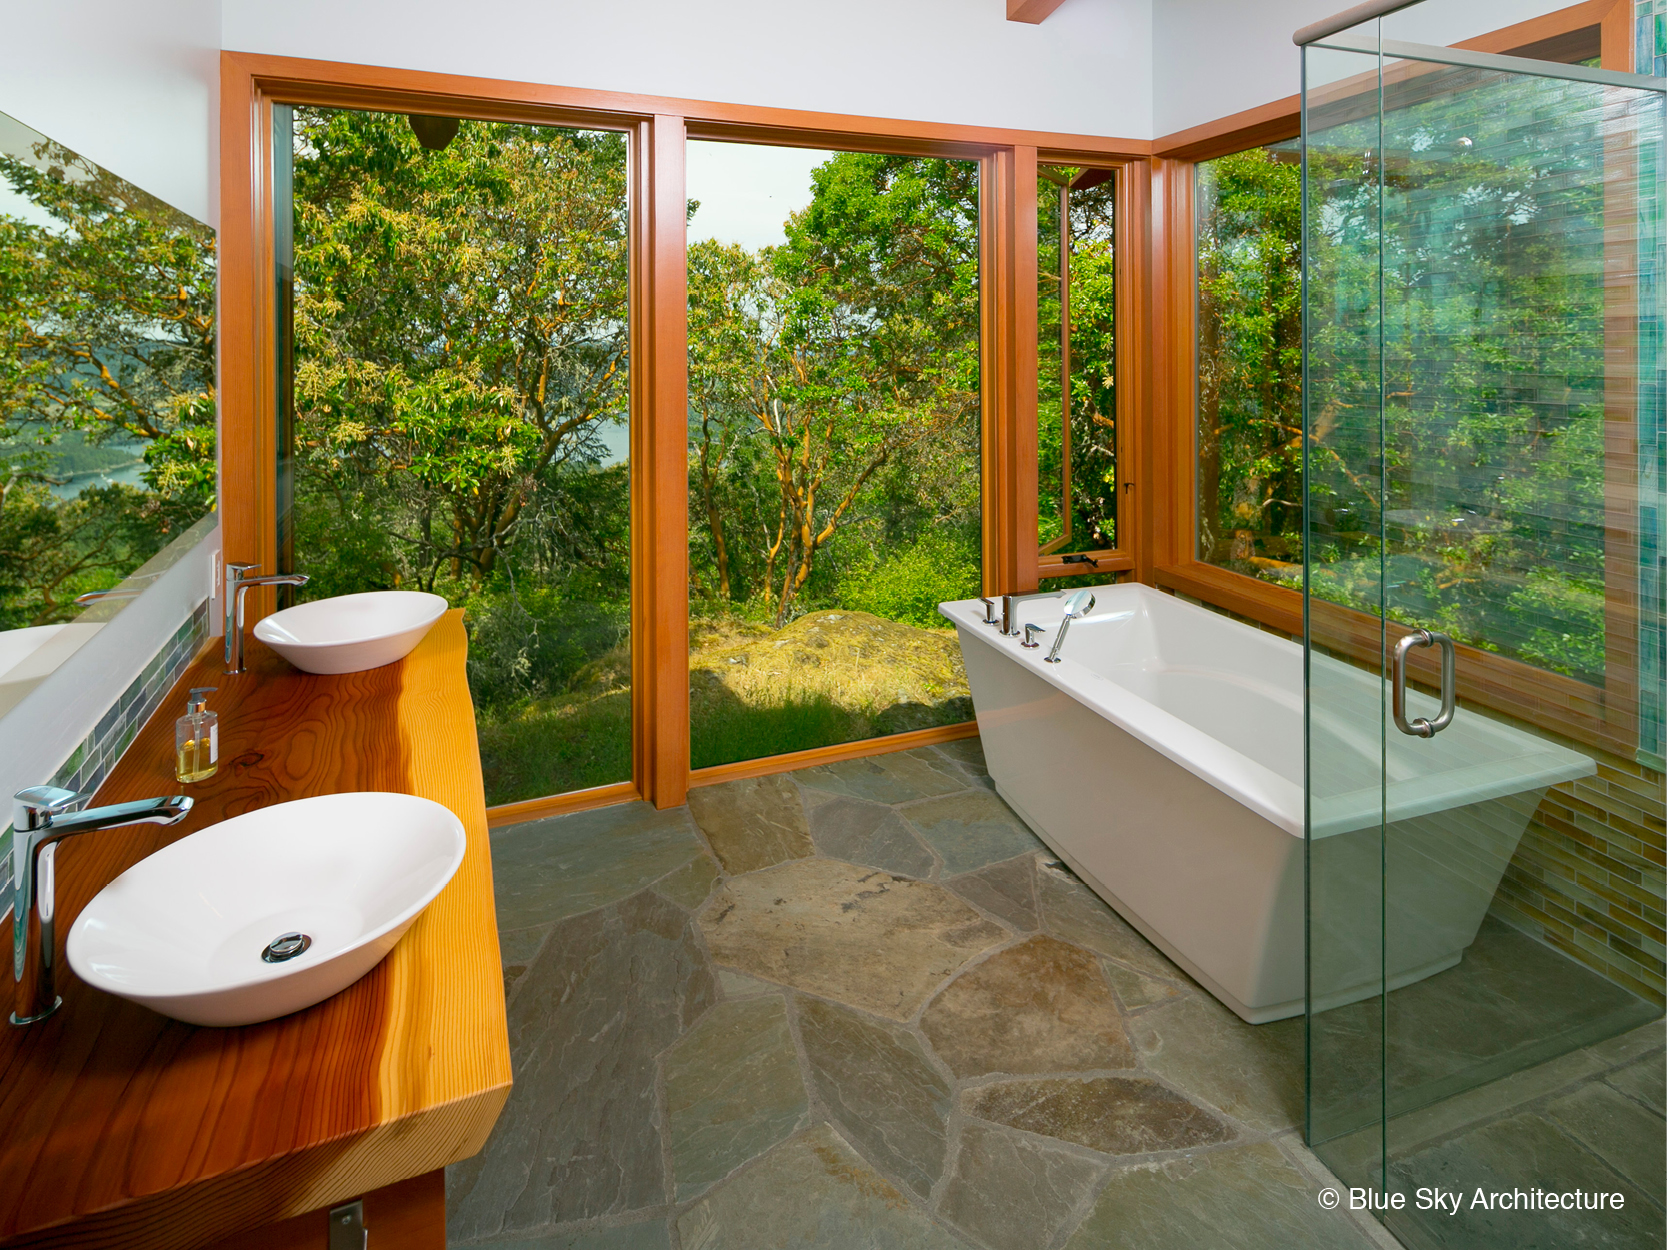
left=262, top=932, right=313, bottom=963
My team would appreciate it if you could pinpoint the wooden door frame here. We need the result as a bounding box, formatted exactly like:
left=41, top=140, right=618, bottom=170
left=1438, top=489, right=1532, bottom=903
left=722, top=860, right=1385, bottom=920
left=1142, top=0, right=1647, bottom=759
left=218, top=51, right=1152, bottom=818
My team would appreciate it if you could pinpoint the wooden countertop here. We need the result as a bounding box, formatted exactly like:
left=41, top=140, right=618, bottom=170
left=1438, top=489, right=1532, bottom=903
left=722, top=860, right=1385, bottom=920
left=0, top=611, right=511, bottom=1248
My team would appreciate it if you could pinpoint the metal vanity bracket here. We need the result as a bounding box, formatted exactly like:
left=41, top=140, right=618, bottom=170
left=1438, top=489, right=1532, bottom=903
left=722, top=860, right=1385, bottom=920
left=328, top=1199, right=367, bottom=1250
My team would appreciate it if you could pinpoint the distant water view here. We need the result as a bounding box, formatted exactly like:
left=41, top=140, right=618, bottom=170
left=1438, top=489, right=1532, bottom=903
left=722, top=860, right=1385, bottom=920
left=48, top=456, right=148, bottom=499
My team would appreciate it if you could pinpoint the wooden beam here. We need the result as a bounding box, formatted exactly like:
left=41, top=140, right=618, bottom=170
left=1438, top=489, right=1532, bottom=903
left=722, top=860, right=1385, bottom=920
left=1008, top=0, right=1069, bottom=24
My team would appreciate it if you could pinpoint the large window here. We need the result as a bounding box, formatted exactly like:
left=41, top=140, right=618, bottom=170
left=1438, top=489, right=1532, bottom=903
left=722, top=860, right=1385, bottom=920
left=277, top=108, right=632, bottom=805
left=1037, top=165, right=1118, bottom=567
left=1194, top=140, right=1302, bottom=586
left=685, top=141, right=982, bottom=770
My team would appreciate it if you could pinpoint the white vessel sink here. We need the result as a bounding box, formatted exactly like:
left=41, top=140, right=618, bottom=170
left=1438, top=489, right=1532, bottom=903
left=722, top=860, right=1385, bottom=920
left=253, top=590, right=448, bottom=675
left=67, top=791, right=467, bottom=1027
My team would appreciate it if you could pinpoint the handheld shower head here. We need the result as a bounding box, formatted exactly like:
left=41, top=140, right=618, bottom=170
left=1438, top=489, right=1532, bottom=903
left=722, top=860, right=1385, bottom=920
left=1045, top=591, right=1095, bottom=663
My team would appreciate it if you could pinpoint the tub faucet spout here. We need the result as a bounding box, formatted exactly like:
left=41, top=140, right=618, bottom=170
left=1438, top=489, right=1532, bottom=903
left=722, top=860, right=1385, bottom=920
left=1044, top=591, right=1095, bottom=664
left=999, top=588, right=1068, bottom=637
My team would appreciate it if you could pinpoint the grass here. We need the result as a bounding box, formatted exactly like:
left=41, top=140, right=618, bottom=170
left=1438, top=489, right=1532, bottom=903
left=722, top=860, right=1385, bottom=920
left=474, top=607, right=974, bottom=805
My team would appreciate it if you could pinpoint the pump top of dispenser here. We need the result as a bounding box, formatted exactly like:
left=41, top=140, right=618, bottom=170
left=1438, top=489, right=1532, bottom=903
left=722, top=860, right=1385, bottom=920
left=187, top=686, right=217, bottom=715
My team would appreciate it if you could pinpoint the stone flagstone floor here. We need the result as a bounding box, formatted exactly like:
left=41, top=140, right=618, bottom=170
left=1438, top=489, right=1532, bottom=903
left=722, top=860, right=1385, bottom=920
left=446, top=739, right=1405, bottom=1250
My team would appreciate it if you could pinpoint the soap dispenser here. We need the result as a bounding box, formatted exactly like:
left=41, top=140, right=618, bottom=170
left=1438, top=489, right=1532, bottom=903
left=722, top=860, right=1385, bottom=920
left=175, top=686, right=219, bottom=784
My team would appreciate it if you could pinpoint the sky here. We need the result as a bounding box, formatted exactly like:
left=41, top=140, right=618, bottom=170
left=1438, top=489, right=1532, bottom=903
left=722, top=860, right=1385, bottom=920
left=685, top=139, right=834, bottom=252
left=0, top=110, right=67, bottom=231
left=592, top=140, right=835, bottom=465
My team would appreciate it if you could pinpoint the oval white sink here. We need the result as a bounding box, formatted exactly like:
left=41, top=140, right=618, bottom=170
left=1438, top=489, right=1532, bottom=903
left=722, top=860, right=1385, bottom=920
left=253, top=591, right=448, bottom=675
left=67, top=791, right=466, bottom=1027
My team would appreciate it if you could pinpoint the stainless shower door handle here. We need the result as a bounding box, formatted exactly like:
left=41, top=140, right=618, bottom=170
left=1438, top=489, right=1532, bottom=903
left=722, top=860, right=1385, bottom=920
left=1392, top=628, right=1457, bottom=738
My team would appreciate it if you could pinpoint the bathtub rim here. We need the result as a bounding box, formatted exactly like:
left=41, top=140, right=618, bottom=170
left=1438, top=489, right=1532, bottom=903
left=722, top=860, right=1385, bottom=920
left=942, top=584, right=1593, bottom=840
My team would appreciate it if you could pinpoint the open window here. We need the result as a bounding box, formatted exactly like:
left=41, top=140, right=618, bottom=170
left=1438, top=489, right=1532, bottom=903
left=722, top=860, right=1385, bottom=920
left=1035, top=164, right=1123, bottom=581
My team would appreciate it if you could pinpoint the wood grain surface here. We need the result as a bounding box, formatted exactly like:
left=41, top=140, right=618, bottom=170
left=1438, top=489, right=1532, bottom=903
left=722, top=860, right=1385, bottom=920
left=0, top=611, right=510, bottom=1248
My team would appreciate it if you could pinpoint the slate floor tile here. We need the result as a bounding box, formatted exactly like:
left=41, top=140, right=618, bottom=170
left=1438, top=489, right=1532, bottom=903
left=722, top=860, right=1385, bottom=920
left=1392, top=1113, right=1663, bottom=1249
left=796, top=748, right=968, bottom=804
left=1127, top=993, right=1305, bottom=1133
left=699, top=858, right=1006, bottom=1020
left=1065, top=1142, right=1381, bottom=1250
left=676, top=1126, right=967, bottom=1250
left=1545, top=1081, right=1666, bottom=1207
left=1035, top=863, right=1181, bottom=982
left=686, top=774, right=814, bottom=875
left=447, top=891, right=715, bottom=1241
left=490, top=802, right=704, bottom=928
left=939, top=1121, right=1103, bottom=1250
left=808, top=795, right=936, bottom=878
left=966, top=1075, right=1234, bottom=1156
left=798, top=996, right=952, bottom=1198
left=922, top=936, right=1134, bottom=1077
left=944, top=855, right=1039, bottom=931
left=664, top=997, right=809, bottom=1199
left=903, top=790, right=1046, bottom=876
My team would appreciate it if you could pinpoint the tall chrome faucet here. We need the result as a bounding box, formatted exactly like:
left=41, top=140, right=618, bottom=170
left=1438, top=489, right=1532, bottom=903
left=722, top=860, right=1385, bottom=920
left=224, top=562, right=309, bottom=674
left=998, top=588, right=1070, bottom=638
left=10, top=787, right=193, bottom=1024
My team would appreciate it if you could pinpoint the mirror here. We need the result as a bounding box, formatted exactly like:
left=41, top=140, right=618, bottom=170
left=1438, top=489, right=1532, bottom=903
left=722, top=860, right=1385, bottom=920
left=0, top=109, right=216, bottom=714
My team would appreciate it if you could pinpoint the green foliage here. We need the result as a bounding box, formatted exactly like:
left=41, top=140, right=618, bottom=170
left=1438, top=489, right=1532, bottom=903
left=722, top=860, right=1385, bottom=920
left=1037, top=172, right=1117, bottom=553
left=1195, top=145, right=1303, bottom=571
left=1206, top=80, right=1616, bottom=683
left=687, top=690, right=855, bottom=772
left=837, top=526, right=980, bottom=629
left=290, top=110, right=629, bottom=590
left=0, top=136, right=216, bottom=626
left=686, top=153, right=981, bottom=627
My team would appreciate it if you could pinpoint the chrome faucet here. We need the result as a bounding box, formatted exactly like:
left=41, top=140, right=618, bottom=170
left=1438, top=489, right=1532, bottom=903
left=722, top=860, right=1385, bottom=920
left=999, top=588, right=1069, bottom=637
left=10, top=786, right=193, bottom=1024
left=1045, top=590, right=1095, bottom=664
left=224, top=562, right=309, bottom=674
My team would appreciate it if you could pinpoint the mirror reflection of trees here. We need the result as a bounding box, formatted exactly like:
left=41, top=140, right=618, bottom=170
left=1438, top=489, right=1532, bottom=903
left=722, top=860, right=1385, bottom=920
left=686, top=150, right=982, bottom=769
left=0, top=122, right=215, bottom=629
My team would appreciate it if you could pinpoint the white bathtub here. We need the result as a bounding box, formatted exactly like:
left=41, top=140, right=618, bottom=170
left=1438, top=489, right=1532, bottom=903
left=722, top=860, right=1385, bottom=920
left=942, top=584, right=1594, bottom=1023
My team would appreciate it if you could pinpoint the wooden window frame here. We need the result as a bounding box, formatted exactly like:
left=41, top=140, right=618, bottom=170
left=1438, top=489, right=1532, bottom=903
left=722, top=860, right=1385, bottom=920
left=218, top=52, right=1151, bottom=821
left=1026, top=158, right=1146, bottom=584
left=1146, top=0, right=1645, bottom=759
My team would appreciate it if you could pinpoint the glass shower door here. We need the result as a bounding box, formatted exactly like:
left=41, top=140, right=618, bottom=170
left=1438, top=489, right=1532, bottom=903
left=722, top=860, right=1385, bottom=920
left=1304, top=14, right=1666, bottom=1249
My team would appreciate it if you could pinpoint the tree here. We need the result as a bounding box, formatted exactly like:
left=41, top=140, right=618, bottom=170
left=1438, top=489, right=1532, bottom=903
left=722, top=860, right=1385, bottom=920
left=0, top=138, right=216, bottom=626
left=1195, top=145, right=1303, bottom=570
left=1037, top=172, right=1118, bottom=553
left=290, top=110, right=630, bottom=592
left=686, top=153, right=981, bottom=626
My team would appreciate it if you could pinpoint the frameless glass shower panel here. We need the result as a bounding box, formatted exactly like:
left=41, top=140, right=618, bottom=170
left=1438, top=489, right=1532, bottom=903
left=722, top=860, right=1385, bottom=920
left=1305, top=12, right=1667, bottom=1249
left=1302, top=34, right=1391, bottom=1176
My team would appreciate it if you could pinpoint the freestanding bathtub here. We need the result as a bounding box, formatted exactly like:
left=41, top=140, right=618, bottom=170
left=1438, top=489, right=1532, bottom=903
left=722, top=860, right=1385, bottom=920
left=943, top=584, right=1593, bottom=1023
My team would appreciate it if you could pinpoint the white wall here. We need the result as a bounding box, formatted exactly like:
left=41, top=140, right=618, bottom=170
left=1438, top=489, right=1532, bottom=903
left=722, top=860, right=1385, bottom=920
left=1152, top=0, right=1598, bottom=139
left=221, top=0, right=1154, bottom=141
left=0, top=0, right=220, bottom=225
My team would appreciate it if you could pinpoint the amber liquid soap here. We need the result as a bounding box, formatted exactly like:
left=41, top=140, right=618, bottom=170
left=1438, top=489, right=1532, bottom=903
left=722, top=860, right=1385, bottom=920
left=175, top=685, right=219, bottom=784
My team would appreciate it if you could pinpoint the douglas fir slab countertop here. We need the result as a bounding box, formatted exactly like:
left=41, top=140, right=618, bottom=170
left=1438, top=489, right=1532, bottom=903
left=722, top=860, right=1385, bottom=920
left=0, top=610, right=510, bottom=1249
